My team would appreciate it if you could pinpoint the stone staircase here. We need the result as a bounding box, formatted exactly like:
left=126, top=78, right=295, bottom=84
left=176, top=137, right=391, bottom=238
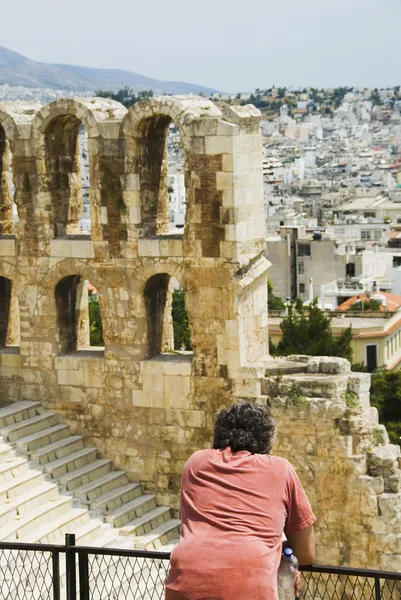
left=0, top=401, right=180, bottom=551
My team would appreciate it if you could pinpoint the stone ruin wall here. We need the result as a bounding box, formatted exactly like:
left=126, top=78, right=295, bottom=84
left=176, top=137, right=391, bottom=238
left=0, top=95, right=400, bottom=570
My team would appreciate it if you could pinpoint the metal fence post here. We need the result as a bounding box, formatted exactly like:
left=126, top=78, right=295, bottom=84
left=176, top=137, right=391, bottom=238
left=66, top=533, right=77, bottom=600
left=52, top=548, right=61, bottom=600
left=79, top=551, right=90, bottom=600
left=374, top=577, right=381, bottom=600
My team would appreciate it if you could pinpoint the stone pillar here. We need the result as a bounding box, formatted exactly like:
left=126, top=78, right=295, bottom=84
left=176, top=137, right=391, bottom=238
left=76, top=279, right=90, bottom=349
left=7, top=285, right=20, bottom=347
left=0, top=277, right=11, bottom=347
left=0, top=132, right=13, bottom=236
left=156, top=135, right=169, bottom=235
left=161, top=278, right=175, bottom=352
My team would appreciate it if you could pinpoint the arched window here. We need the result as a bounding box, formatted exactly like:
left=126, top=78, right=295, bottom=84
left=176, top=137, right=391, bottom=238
left=0, top=277, right=19, bottom=349
left=137, top=116, right=186, bottom=237
left=0, top=125, right=17, bottom=236
left=45, top=117, right=90, bottom=238
left=55, top=276, right=103, bottom=354
left=167, top=124, right=186, bottom=233
left=144, top=274, right=192, bottom=358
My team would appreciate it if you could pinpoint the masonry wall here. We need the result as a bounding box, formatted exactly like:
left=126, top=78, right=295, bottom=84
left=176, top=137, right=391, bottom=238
left=265, top=356, right=401, bottom=571
left=0, top=97, right=268, bottom=513
left=2, top=96, right=401, bottom=571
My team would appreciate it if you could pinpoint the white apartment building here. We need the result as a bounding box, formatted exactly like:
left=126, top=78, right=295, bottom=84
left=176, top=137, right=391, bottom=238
left=267, top=226, right=393, bottom=305
left=168, top=170, right=186, bottom=231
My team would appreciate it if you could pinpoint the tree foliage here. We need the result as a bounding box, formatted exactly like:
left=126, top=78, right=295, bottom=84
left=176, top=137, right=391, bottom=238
left=370, top=370, right=401, bottom=445
left=371, top=89, right=382, bottom=107
left=96, top=87, right=154, bottom=108
left=268, top=279, right=285, bottom=311
left=89, top=294, right=104, bottom=347
left=272, top=299, right=353, bottom=361
left=172, top=290, right=192, bottom=351
left=349, top=299, right=382, bottom=312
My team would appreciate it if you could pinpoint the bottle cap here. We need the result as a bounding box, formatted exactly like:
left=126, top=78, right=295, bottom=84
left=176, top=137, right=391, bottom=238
left=284, top=548, right=293, bottom=557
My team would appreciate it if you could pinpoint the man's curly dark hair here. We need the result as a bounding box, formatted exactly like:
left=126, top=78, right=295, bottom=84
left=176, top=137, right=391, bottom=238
left=213, top=400, right=276, bottom=455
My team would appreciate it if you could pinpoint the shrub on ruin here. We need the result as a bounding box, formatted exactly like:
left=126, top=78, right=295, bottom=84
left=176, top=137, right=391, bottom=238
left=370, top=369, right=401, bottom=446
left=172, top=290, right=192, bottom=351
left=89, top=294, right=104, bottom=347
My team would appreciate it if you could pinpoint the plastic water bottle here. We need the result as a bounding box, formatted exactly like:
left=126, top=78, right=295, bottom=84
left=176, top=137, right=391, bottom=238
left=277, top=547, right=299, bottom=600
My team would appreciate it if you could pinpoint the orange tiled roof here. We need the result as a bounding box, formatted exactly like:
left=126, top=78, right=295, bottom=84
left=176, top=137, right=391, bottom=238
left=337, top=291, right=401, bottom=313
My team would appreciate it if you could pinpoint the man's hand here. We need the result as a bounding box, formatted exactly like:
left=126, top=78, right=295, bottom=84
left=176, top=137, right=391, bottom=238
left=294, top=570, right=301, bottom=598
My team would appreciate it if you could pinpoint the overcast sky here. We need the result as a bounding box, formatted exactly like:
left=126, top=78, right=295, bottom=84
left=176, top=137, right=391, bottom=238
left=3, top=0, right=401, bottom=92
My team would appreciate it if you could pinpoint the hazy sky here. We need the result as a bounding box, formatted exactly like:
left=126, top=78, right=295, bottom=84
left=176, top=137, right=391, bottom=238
left=3, top=0, right=401, bottom=92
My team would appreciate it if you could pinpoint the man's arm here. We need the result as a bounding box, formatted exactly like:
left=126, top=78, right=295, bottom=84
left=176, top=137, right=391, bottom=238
left=285, top=524, right=315, bottom=566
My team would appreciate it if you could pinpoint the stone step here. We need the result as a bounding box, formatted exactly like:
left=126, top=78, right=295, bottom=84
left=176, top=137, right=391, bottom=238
left=0, top=457, right=29, bottom=485
left=158, top=538, right=179, bottom=553
left=59, top=459, right=113, bottom=491
left=15, top=424, right=71, bottom=454
left=90, top=482, right=142, bottom=513
left=32, top=435, right=85, bottom=466
left=119, top=506, right=171, bottom=537
left=72, top=519, right=106, bottom=546
left=0, top=482, right=59, bottom=525
left=21, top=505, right=89, bottom=544
left=0, top=443, right=16, bottom=463
left=134, top=519, right=181, bottom=550
left=0, top=401, right=41, bottom=429
left=2, top=413, right=60, bottom=442
left=75, top=471, right=129, bottom=504
left=83, top=528, right=124, bottom=549
left=105, top=494, right=157, bottom=529
left=0, top=495, right=73, bottom=541
left=0, top=470, right=45, bottom=502
left=43, top=447, right=97, bottom=479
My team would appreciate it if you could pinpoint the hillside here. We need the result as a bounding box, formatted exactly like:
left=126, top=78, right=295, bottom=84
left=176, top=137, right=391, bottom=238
left=0, top=46, right=218, bottom=95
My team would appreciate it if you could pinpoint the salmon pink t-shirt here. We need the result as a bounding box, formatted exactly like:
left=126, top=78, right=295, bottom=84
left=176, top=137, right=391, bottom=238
left=165, top=448, right=315, bottom=600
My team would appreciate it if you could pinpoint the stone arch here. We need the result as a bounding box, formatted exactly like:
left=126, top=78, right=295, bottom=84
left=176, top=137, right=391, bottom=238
left=142, top=263, right=192, bottom=358
left=47, top=262, right=105, bottom=355
left=0, top=104, right=36, bottom=237
left=54, top=274, right=104, bottom=354
left=121, top=96, right=221, bottom=239
left=40, top=260, right=106, bottom=351
left=32, top=98, right=125, bottom=240
left=0, top=124, right=15, bottom=235
left=40, top=258, right=105, bottom=303
left=31, top=99, right=100, bottom=142
left=0, top=262, right=21, bottom=349
left=138, top=260, right=186, bottom=289
left=0, top=109, right=18, bottom=144
left=0, top=103, right=41, bottom=250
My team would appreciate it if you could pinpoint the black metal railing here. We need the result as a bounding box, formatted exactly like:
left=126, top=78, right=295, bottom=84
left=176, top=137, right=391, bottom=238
left=0, top=534, right=400, bottom=599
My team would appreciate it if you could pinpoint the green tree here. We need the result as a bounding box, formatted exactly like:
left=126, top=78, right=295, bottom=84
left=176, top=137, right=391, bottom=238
left=371, top=88, right=382, bottom=107
left=88, top=294, right=104, bottom=347
left=96, top=87, right=154, bottom=108
left=268, top=280, right=285, bottom=311
left=370, top=370, right=401, bottom=445
left=273, top=299, right=353, bottom=361
left=172, top=290, right=192, bottom=351
left=349, top=299, right=382, bottom=312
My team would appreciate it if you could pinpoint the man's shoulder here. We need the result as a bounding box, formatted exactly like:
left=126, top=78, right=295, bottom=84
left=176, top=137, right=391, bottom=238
left=264, top=454, right=291, bottom=472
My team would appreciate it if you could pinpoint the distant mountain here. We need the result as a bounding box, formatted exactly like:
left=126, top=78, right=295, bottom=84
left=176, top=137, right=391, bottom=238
left=0, top=46, right=219, bottom=96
